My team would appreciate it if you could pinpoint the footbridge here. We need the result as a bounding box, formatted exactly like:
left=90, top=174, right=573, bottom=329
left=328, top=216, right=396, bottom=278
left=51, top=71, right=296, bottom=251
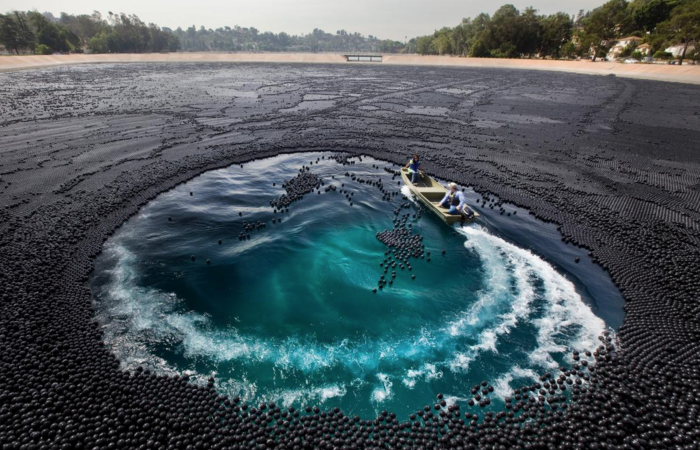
left=343, top=53, right=383, bottom=62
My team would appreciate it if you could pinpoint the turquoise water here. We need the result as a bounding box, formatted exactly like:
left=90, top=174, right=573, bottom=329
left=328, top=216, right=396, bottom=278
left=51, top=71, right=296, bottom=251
left=90, top=153, right=623, bottom=418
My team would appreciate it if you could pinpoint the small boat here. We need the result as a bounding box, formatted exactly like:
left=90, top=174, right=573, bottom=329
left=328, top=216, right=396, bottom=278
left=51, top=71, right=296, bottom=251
left=400, top=168, right=480, bottom=225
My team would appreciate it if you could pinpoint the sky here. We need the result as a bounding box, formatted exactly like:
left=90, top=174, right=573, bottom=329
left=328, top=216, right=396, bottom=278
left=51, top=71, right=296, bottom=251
left=1, top=0, right=605, bottom=41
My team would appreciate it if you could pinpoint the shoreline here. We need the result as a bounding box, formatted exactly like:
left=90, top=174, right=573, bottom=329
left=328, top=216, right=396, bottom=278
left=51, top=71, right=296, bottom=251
left=1, top=52, right=699, bottom=84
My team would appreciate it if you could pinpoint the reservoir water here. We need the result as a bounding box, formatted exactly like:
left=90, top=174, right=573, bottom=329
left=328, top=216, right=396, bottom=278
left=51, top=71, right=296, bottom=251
left=90, top=152, right=624, bottom=418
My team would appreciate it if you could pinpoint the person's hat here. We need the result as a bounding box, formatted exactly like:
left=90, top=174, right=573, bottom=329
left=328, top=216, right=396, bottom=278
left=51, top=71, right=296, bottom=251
left=448, top=182, right=457, bottom=189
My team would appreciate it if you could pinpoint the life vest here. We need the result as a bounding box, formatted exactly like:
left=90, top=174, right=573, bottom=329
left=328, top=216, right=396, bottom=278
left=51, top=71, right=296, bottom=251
left=449, top=191, right=460, bottom=206
left=408, top=158, right=420, bottom=173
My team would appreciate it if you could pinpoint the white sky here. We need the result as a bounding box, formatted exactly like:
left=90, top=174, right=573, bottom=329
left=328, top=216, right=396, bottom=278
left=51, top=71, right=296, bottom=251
left=0, top=0, right=604, bottom=41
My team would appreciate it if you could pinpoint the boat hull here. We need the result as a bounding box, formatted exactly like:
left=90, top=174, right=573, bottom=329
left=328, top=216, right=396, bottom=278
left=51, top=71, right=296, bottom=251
left=400, top=168, right=479, bottom=225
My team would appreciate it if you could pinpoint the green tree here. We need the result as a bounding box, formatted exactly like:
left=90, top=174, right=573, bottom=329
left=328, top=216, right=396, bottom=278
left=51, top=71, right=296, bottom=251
left=653, top=49, right=674, bottom=58
left=450, top=23, right=468, bottom=56
left=633, top=0, right=676, bottom=31
left=582, top=0, right=633, bottom=60
left=35, top=43, right=51, bottom=54
left=14, top=12, right=35, bottom=51
left=487, top=5, right=521, bottom=52
left=59, top=11, right=106, bottom=48
left=472, top=13, right=492, bottom=36
left=452, top=14, right=491, bottom=56
left=27, top=11, right=71, bottom=53
left=434, top=29, right=452, bottom=55
left=658, top=1, right=700, bottom=64
left=518, top=7, right=543, bottom=56
left=687, top=48, right=699, bottom=61
left=540, top=12, right=574, bottom=57
left=561, top=41, right=577, bottom=58
left=0, top=13, right=34, bottom=54
left=585, top=0, right=633, bottom=49
left=88, top=31, right=109, bottom=53
left=469, top=39, right=490, bottom=57
left=416, top=35, right=433, bottom=54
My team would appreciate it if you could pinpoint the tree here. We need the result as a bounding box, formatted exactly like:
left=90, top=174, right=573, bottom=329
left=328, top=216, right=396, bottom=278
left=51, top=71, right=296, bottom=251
left=469, top=39, right=490, bottom=57
left=450, top=23, right=467, bottom=56
left=487, top=5, right=521, bottom=52
left=27, top=11, right=73, bottom=53
left=88, top=32, right=108, bottom=53
left=659, top=1, right=700, bottom=64
left=518, top=7, right=543, bottom=56
left=540, top=12, right=574, bottom=57
left=653, top=49, right=674, bottom=58
left=687, top=48, right=699, bottom=61
left=633, top=0, right=676, bottom=31
left=0, top=13, right=34, bottom=54
left=35, top=43, right=51, bottom=54
left=561, top=41, right=577, bottom=58
left=416, top=35, right=433, bottom=54
left=434, top=29, right=452, bottom=55
left=581, top=0, right=633, bottom=60
left=59, top=12, right=106, bottom=48
left=169, top=20, right=400, bottom=53
left=448, top=15, right=490, bottom=56
left=585, top=0, right=633, bottom=45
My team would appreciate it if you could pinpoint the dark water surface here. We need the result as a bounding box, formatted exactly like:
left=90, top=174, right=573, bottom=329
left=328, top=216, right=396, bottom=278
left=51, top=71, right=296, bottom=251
left=91, top=153, right=623, bottom=417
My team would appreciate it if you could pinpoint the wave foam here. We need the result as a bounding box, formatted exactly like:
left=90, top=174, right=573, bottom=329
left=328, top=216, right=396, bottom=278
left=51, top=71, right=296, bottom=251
left=371, top=373, right=393, bottom=403
left=451, top=225, right=605, bottom=371
left=95, top=220, right=606, bottom=410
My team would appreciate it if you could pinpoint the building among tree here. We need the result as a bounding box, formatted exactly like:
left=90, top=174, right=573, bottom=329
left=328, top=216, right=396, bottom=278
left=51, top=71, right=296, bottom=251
left=664, top=42, right=695, bottom=57
left=608, top=36, right=643, bottom=60
left=637, top=43, right=651, bottom=55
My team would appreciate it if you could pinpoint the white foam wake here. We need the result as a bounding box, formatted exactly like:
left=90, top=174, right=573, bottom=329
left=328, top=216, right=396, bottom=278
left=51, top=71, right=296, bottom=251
left=492, top=366, right=540, bottom=401
left=371, top=373, right=393, bottom=403
left=450, top=224, right=605, bottom=372
left=401, top=185, right=419, bottom=204
left=95, top=222, right=606, bottom=407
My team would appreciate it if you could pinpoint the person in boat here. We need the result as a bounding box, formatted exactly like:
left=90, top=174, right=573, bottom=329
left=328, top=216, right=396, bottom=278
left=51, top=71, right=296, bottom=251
left=404, top=154, right=423, bottom=184
left=439, top=182, right=467, bottom=215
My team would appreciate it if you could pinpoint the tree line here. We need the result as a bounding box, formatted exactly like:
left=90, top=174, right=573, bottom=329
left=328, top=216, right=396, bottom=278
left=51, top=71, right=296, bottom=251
left=0, top=10, right=403, bottom=55
left=1, top=1, right=697, bottom=63
left=0, top=11, right=179, bottom=55
left=173, top=27, right=405, bottom=53
left=415, top=0, right=699, bottom=64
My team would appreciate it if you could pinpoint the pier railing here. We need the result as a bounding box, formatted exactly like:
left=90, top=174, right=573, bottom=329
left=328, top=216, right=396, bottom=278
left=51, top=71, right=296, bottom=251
left=343, top=53, right=383, bottom=62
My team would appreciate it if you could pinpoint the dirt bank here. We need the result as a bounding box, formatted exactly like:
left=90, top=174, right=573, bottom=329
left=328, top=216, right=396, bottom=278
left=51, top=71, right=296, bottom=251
left=1, top=52, right=699, bottom=84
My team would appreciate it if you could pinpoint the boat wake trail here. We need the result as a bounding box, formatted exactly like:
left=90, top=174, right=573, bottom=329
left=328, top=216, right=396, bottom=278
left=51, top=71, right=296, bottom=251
left=94, top=213, right=606, bottom=414
left=451, top=225, right=605, bottom=372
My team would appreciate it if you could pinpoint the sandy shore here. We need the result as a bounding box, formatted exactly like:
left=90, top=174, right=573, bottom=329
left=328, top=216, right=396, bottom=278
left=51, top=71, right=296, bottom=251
left=1, top=52, right=699, bottom=84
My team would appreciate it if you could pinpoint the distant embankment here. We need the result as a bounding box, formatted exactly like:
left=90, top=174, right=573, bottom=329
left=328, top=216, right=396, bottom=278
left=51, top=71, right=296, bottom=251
left=2, top=52, right=699, bottom=84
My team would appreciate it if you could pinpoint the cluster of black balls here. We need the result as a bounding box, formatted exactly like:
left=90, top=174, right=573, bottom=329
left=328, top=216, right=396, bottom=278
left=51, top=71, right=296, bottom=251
left=270, top=169, right=321, bottom=210
left=373, top=211, right=426, bottom=292
left=376, top=216, right=424, bottom=260
left=2, top=63, right=700, bottom=450
left=1, top=148, right=698, bottom=450
left=239, top=220, right=268, bottom=240
left=344, top=172, right=399, bottom=203
left=329, top=154, right=357, bottom=166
